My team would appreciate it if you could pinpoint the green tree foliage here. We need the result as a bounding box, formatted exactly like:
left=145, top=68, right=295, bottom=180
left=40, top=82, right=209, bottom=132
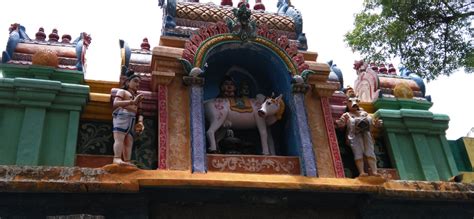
left=345, top=0, right=473, bottom=80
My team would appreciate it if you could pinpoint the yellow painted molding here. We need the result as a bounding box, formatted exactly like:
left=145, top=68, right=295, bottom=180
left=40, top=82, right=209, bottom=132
left=460, top=172, right=474, bottom=183
left=81, top=99, right=112, bottom=121
left=159, top=36, right=187, bottom=48
left=85, top=79, right=119, bottom=94
left=462, top=137, right=474, bottom=170
left=152, top=46, right=184, bottom=59
left=82, top=93, right=112, bottom=121
left=81, top=80, right=117, bottom=121
left=359, top=102, right=375, bottom=113
left=89, top=93, right=110, bottom=102
left=300, top=51, right=318, bottom=62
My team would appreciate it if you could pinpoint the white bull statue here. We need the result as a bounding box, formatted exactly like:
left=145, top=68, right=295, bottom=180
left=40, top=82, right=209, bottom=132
left=204, top=94, right=285, bottom=155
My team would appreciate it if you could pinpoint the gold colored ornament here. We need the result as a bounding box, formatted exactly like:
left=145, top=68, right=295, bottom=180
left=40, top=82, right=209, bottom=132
left=32, top=49, right=59, bottom=67
left=393, top=82, right=414, bottom=99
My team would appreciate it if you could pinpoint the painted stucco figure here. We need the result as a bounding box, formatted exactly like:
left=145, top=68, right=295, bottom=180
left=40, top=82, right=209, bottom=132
left=218, top=76, right=237, bottom=98
left=112, top=71, right=144, bottom=166
left=335, top=87, right=383, bottom=177
left=205, top=84, right=285, bottom=155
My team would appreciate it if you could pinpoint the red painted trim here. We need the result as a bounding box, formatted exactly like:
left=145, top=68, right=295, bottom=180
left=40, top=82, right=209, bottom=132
left=158, top=85, right=168, bottom=169
left=321, top=97, right=345, bottom=178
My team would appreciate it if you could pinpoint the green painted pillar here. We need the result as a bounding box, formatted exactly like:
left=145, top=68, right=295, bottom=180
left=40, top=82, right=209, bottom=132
left=0, top=70, right=89, bottom=167
left=375, top=100, right=459, bottom=181
left=385, top=131, right=409, bottom=179
left=449, top=138, right=472, bottom=172
left=64, top=111, right=80, bottom=166
left=16, top=107, right=47, bottom=165
left=411, top=133, right=440, bottom=180
left=439, top=135, right=461, bottom=178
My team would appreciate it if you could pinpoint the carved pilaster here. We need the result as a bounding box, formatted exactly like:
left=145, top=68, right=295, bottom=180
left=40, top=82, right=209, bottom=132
left=291, top=83, right=309, bottom=93
left=183, top=76, right=205, bottom=86
left=305, top=74, right=345, bottom=178
left=183, top=76, right=206, bottom=173
left=291, top=87, right=317, bottom=176
left=320, top=97, right=345, bottom=178
left=152, top=71, right=176, bottom=169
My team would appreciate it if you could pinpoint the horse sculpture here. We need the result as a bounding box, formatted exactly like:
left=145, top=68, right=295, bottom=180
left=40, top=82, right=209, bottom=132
left=204, top=94, right=285, bottom=155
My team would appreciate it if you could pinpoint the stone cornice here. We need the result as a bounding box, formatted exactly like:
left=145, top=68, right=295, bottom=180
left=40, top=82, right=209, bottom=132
left=305, top=62, right=331, bottom=84
left=0, top=165, right=472, bottom=200
left=374, top=98, right=433, bottom=111
left=309, top=81, right=339, bottom=97
left=0, top=64, right=84, bottom=84
left=375, top=109, right=450, bottom=134
left=159, top=36, right=187, bottom=49
left=183, top=76, right=205, bottom=86
left=152, top=46, right=184, bottom=59
left=0, top=77, right=89, bottom=110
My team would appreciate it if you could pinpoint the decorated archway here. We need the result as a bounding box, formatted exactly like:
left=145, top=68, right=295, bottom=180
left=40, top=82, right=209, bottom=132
left=181, top=5, right=316, bottom=176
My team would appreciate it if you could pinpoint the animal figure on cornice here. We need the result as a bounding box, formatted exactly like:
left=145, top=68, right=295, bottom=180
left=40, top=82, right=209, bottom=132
left=277, top=0, right=306, bottom=50
left=74, top=32, right=92, bottom=72
left=328, top=60, right=344, bottom=90
left=399, top=66, right=426, bottom=97
left=119, top=39, right=132, bottom=75
left=276, top=0, right=302, bottom=33
left=2, top=23, right=30, bottom=63
left=205, top=92, right=285, bottom=155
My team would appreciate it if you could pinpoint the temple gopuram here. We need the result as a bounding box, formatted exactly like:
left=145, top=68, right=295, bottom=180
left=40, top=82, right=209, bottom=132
left=0, top=1, right=473, bottom=218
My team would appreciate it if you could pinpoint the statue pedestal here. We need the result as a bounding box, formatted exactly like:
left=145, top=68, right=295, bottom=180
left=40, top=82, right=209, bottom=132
left=207, top=154, right=301, bottom=175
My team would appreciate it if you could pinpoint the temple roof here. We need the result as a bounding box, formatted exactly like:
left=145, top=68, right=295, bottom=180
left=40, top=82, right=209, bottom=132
left=176, top=2, right=296, bottom=33
left=162, top=1, right=307, bottom=50
left=1, top=24, right=91, bottom=72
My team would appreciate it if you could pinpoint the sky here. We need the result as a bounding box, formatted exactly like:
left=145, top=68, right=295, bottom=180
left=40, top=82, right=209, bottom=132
left=0, top=0, right=472, bottom=139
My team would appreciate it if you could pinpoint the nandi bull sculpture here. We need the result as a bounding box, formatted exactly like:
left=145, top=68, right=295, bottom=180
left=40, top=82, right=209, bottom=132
left=204, top=93, right=285, bottom=155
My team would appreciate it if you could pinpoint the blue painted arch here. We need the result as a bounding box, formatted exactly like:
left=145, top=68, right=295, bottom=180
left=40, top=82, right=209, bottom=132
left=201, top=41, right=301, bottom=157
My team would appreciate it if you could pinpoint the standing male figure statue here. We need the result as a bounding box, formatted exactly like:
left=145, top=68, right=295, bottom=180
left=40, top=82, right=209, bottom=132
left=112, top=71, right=144, bottom=166
left=335, top=87, right=383, bottom=177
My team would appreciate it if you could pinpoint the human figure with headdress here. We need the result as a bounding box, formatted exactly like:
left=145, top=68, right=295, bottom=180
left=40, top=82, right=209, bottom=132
left=218, top=75, right=237, bottom=98
left=335, top=86, right=383, bottom=177
left=112, top=70, right=145, bottom=166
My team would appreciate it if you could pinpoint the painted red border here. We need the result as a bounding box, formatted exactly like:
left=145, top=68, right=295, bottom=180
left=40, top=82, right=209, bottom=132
left=321, top=97, right=345, bottom=178
left=158, top=85, right=168, bottom=169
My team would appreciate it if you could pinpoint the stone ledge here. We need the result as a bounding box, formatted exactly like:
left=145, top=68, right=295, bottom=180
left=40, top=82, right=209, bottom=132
left=0, top=64, right=84, bottom=84
left=0, top=165, right=472, bottom=200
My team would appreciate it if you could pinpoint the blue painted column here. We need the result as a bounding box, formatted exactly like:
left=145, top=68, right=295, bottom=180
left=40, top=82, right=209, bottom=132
left=292, top=82, right=317, bottom=176
left=184, top=76, right=206, bottom=173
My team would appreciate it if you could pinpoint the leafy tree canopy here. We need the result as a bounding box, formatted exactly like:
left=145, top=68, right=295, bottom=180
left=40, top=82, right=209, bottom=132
left=345, top=0, right=473, bottom=80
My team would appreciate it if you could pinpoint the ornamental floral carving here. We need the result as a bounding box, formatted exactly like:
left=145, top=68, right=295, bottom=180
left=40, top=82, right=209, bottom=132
left=209, top=156, right=299, bottom=174
left=181, top=15, right=309, bottom=74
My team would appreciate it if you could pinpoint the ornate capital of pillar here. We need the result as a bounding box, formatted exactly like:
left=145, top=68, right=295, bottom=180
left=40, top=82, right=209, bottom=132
left=183, top=76, right=205, bottom=86
left=292, top=83, right=309, bottom=93
left=152, top=71, right=176, bottom=88
left=310, top=81, right=339, bottom=97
